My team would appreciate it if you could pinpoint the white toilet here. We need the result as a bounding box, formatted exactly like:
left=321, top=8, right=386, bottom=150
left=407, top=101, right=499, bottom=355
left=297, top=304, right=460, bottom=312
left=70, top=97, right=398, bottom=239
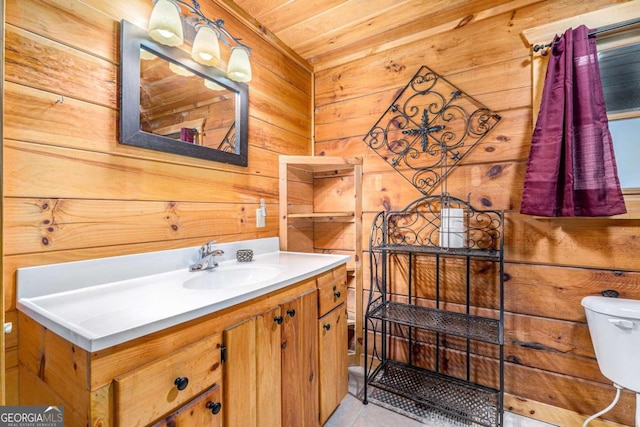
left=582, top=295, right=640, bottom=426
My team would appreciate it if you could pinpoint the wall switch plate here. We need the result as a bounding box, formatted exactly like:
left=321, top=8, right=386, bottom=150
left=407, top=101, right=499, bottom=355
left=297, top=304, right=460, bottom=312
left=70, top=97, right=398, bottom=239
left=256, top=208, right=266, bottom=228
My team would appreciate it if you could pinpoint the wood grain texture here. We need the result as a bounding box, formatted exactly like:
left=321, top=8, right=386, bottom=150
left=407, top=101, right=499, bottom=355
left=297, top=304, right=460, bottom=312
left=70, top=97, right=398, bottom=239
left=114, top=334, right=222, bottom=427
left=312, top=0, right=637, bottom=424
left=255, top=306, right=283, bottom=426
left=223, top=319, right=257, bottom=427
left=16, top=269, right=332, bottom=425
left=4, top=198, right=279, bottom=254
left=18, top=313, right=91, bottom=416
left=5, top=0, right=638, bottom=424
left=4, top=24, right=117, bottom=108
left=281, top=290, right=319, bottom=427
left=152, top=385, right=223, bottom=427
left=318, top=304, right=348, bottom=424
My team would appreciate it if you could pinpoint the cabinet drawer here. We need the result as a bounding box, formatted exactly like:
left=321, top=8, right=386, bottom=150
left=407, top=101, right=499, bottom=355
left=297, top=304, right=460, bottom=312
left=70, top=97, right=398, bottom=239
left=114, top=333, right=222, bottom=427
left=317, top=266, right=347, bottom=317
left=152, top=384, right=223, bottom=427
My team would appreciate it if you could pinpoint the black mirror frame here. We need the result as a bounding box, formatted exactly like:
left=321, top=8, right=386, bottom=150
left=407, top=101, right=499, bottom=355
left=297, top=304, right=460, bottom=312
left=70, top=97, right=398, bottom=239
left=119, top=20, right=249, bottom=166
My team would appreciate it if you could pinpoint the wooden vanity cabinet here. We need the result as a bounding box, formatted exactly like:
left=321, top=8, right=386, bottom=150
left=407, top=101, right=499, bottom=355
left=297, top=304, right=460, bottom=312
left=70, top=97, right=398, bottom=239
left=18, top=265, right=346, bottom=427
left=223, top=288, right=318, bottom=427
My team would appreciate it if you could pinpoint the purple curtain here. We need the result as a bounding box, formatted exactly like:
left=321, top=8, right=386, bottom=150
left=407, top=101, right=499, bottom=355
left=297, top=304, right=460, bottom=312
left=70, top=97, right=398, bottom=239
left=520, top=25, right=626, bottom=217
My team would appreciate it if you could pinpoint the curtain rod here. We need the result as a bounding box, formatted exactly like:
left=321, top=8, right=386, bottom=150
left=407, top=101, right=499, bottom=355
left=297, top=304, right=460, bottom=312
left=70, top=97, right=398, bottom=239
left=532, top=17, right=640, bottom=53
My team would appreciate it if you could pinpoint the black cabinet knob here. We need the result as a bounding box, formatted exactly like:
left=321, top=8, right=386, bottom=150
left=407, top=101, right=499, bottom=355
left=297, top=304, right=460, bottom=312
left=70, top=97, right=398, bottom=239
left=274, top=316, right=284, bottom=324
left=286, top=309, right=296, bottom=317
left=206, top=401, right=222, bottom=415
left=174, top=377, right=189, bottom=391
left=323, top=324, right=331, bottom=331
left=333, top=291, right=341, bottom=298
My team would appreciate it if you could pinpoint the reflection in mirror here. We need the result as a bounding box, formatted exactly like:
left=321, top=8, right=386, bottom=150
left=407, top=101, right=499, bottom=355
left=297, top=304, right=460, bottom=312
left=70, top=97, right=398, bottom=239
left=139, top=47, right=236, bottom=152
left=119, top=20, right=248, bottom=166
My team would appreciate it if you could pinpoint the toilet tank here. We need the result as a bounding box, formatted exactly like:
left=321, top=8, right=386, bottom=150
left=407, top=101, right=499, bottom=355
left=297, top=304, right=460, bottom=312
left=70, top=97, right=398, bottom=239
left=582, top=296, right=640, bottom=392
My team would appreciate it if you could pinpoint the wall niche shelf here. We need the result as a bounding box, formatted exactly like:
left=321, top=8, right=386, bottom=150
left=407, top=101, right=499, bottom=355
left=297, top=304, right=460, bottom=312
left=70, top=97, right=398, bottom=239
left=279, top=155, right=364, bottom=367
left=363, top=194, right=504, bottom=427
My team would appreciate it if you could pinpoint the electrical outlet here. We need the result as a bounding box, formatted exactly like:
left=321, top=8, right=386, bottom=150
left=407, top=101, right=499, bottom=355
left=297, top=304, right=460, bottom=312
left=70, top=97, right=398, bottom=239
left=256, top=208, right=266, bottom=228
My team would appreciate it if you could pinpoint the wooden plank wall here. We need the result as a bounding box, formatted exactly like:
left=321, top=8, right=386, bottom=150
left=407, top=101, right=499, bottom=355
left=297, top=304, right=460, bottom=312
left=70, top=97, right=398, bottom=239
left=2, top=0, right=312, bottom=404
left=313, top=0, right=640, bottom=426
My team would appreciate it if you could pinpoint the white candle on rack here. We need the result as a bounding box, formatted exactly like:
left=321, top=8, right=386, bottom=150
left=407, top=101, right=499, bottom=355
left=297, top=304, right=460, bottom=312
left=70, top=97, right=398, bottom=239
left=439, top=208, right=465, bottom=248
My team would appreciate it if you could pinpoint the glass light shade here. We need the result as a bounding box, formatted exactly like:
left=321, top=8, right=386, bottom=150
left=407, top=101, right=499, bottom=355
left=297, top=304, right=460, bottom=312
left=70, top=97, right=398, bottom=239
left=227, top=46, right=252, bottom=82
left=148, top=0, right=184, bottom=47
left=204, top=79, right=225, bottom=91
left=192, top=26, right=221, bottom=66
left=169, top=62, right=194, bottom=77
left=140, top=48, right=157, bottom=60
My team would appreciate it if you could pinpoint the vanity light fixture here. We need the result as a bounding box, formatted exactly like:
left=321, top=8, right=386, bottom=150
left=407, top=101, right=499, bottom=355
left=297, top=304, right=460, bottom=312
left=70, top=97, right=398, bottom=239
left=168, top=61, right=195, bottom=77
left=147, top=0, right=252, bottom=82
left=227, top=46, right=252, bottom=82
left=204, top=79, right=225, bottom=91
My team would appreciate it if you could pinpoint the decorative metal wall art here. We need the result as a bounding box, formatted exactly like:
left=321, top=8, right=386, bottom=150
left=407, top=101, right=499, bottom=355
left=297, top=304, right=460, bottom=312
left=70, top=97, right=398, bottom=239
left=216, top=122, right=236, bottom=153
left=363, top=66, right=501, bottom=195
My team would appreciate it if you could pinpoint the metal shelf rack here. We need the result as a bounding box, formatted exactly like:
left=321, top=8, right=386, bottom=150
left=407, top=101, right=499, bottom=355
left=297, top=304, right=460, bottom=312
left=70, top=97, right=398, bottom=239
left=363, top=194, right=504, bottom=427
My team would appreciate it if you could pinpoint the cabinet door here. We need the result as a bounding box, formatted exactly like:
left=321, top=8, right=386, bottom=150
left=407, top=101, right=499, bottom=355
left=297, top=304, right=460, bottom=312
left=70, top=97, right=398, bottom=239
left=281, top=290, right=319, bottom=427
left=318, top=304, right=348, bottom=425
left=224, top=307, right=283, bottom=427
left=152, top=384, right=222, bottom=427
left=223, top=318, right=257, bottom=427
left=256, top=306, right=283, bottom=427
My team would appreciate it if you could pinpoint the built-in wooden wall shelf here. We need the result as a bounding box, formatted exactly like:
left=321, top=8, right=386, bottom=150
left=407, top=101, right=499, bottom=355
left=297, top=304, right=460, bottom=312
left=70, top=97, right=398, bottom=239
left=279, top=155, right=363, bottom=367
left=287, top=212, right=355, bottom=221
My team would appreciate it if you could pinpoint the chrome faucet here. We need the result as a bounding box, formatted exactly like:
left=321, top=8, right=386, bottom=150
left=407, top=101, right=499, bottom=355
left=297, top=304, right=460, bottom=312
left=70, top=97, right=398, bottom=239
left=190, top=240, right=224, bottom=271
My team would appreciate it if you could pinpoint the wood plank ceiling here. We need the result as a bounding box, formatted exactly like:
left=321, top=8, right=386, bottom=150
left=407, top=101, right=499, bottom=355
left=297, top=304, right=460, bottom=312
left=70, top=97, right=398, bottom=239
left=231, top=0, right=542, bottom=71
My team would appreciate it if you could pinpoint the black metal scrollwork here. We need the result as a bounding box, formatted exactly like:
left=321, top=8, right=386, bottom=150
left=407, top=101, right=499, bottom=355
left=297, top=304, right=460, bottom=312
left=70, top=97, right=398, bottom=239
left=363, top=66, right=501, bottom=195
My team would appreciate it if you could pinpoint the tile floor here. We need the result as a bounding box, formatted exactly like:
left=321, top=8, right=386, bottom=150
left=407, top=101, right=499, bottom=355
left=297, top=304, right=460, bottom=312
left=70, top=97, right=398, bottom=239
left=325, top=367, right=557, bottom=427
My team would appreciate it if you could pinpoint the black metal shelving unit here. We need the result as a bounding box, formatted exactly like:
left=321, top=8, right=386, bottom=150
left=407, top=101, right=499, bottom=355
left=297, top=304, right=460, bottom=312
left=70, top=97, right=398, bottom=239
left=363, top=194, right=504, bottom=427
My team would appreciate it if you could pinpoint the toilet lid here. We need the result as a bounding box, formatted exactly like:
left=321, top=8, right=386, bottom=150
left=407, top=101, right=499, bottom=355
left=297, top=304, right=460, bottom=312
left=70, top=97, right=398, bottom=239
left=582, top=295, right=640, bottom=319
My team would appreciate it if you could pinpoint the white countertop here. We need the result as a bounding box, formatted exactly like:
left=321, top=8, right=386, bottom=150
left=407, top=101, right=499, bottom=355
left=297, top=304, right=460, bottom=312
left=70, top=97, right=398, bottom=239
left=17, top=238, right=349, bottom=352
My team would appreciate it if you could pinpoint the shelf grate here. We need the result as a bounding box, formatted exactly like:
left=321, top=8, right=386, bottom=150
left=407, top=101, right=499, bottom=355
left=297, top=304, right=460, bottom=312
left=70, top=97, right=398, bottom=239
left=371, top=244, right=500, bottom=259
left=367, top=301, right=501, bottom=344
left=368, top=361, right=501, bottom=427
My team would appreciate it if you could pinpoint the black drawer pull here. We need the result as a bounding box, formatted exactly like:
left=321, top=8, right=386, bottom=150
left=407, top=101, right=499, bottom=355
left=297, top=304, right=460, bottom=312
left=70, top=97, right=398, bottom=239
left=323, top=324, right=331, bottom=331
left=206, top=401, right=222, bottom=415
left=333, top=291, right=341, bottom=298
left=274, top=316, right=284, bottom=324
left=287, top=309, right=296, bottom=317
left=174, top=377, right=189, bottom=391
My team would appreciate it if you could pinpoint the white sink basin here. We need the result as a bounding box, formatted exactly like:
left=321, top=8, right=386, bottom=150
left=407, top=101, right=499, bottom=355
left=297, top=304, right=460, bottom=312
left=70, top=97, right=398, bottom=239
left=17, top=238, right=350, bottom=351
left=183, top=264, right=283, bottom=290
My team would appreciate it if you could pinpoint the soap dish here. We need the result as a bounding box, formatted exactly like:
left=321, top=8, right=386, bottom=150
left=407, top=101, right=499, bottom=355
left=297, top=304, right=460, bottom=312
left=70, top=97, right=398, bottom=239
left=236, top=249, right=253, bottom=262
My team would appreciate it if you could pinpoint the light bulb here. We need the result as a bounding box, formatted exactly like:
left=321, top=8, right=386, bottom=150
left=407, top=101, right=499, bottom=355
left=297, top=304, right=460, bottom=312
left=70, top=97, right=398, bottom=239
left=148, top=0, right=183, bottom=47
left=227, top=46, right=252, bottom=82
left=192, top=26, right=221, bottom=66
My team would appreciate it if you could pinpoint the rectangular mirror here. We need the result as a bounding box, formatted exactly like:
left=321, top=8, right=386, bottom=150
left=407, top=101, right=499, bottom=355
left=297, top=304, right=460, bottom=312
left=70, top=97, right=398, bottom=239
left=119, top=20, right=248, bottom=166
